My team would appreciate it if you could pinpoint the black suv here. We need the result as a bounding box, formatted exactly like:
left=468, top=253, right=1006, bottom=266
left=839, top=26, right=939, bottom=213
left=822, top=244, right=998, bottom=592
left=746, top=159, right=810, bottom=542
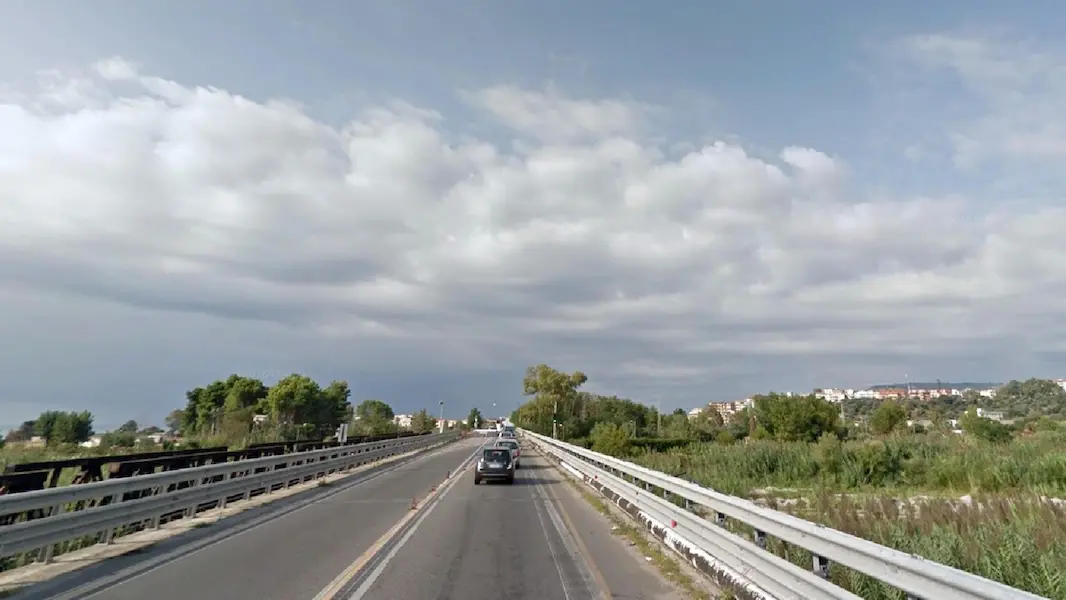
left=474, top=447, right=515, bottom=485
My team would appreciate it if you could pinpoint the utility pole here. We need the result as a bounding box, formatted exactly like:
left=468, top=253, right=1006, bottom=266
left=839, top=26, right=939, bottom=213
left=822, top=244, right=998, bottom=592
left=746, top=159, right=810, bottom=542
left=438, top=401, right=445, bottom=434
left=552, top=398, right=559, bottom=439
left=656, top=400, right=662, bottom=437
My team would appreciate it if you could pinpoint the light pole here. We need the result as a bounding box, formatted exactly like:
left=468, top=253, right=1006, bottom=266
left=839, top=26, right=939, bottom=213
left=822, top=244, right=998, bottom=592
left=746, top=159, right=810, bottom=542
left=438, top=400, right=445, bottom=434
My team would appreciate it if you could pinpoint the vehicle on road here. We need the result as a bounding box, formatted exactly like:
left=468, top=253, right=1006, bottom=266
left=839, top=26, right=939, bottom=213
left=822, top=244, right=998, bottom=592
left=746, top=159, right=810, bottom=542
left=498, top=430, right=516, bottom=440
left=474, top=447, right=515, bottom=485
left=494, top=438, right=521, bottom=468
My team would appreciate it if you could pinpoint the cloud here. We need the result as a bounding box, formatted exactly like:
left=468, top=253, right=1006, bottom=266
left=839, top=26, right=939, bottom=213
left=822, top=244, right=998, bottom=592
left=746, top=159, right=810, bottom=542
left=459, top=83, right=648, bottom=142
left=891, top=31, right=1066, bottom=167
left=1, top=51, right=1066, bottom=424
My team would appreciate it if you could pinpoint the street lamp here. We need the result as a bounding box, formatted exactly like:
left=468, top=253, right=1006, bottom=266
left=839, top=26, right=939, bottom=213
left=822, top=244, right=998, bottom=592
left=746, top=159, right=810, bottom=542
left=438, top=400, right=445, bottom=434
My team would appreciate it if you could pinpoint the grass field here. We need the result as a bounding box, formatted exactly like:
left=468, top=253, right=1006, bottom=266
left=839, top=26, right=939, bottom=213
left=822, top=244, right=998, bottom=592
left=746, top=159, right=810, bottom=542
left=629, top=430, right=1066, bottom=598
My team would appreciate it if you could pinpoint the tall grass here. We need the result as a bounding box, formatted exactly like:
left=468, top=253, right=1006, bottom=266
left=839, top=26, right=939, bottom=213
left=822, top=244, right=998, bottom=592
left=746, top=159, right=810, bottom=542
left=631, top=429, right=1066, bottom=497
left=630, top=430, right=1066, bottom=598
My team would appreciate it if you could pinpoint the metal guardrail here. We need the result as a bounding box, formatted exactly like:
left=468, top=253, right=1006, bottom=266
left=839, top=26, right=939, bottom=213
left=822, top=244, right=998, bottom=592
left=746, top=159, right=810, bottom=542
left=521, top=429, right=1046, bottom=600
left=0, top=432, right=459, bottom=563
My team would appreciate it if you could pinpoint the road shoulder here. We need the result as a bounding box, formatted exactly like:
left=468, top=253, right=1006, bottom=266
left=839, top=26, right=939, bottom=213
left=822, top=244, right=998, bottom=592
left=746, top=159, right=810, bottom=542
left=526, top=451, right=705, bottom=600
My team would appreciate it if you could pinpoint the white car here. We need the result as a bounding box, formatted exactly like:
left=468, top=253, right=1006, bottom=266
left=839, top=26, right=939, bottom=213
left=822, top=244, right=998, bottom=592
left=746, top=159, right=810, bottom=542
left=493, top=439, right=521, bottom=468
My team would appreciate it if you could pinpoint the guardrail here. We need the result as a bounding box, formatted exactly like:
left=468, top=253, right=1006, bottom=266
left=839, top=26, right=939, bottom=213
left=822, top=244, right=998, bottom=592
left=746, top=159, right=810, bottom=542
left=0, top=431, right=459, bottom=565
left=521, top=429, right=1046, bottom=600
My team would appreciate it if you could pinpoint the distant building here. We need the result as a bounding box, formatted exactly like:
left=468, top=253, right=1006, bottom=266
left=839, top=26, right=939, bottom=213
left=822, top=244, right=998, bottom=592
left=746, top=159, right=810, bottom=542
left=704, top=399, right=753, bottom=423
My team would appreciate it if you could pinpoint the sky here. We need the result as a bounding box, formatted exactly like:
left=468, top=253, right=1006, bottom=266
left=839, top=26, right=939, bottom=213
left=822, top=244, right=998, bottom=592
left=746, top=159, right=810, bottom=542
left=2, top=1, right=1066, bottom=431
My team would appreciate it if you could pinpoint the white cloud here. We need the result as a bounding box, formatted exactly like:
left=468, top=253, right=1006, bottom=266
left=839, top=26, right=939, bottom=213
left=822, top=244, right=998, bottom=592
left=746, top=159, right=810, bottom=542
left=893, top=31, right=1066, bottom=167
left=1, top=52, right=1066, bottom=423
left=459, top=83, right=647, bottom=142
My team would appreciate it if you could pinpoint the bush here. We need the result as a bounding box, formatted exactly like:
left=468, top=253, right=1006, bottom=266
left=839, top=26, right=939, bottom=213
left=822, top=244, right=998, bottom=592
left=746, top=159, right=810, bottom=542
left=629, top=438, right=695, bottom=452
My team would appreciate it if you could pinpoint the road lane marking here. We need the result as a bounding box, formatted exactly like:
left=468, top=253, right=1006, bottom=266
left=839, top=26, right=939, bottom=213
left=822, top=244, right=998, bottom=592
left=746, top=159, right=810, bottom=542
left=531, top=475, right=576, bottom=600
left=530, top=454, right=613, bottom=600
left=50, top=440, right=468, bottom=600
left=313, top=442, right=485, bottom=600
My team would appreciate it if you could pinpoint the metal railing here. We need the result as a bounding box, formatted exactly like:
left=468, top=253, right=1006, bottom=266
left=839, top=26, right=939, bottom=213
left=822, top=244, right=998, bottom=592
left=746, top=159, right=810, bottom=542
left=521, top=429, right=1046, bottom=600
left=0, top=432, right=459, bottom=563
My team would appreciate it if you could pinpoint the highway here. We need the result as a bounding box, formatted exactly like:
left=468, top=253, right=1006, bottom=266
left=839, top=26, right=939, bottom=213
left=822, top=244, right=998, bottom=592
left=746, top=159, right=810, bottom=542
left=18, top=437, right=686, bottom=600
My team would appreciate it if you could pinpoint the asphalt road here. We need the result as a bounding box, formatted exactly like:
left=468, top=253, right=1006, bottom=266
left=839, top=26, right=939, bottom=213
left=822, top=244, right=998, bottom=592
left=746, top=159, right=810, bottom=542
left=19, top=438, right=685, bottom=600
left=23, top=438, right=486, bottom=600
left=349, top=449, right=685, bottom=600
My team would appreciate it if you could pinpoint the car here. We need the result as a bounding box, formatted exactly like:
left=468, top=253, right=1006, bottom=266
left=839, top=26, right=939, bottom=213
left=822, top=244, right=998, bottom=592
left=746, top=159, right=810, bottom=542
left=498, top=430, right=516, bottom=440
left=474, top=447, right=515, bottom=485
left=494, top=439, right=521, bottom=468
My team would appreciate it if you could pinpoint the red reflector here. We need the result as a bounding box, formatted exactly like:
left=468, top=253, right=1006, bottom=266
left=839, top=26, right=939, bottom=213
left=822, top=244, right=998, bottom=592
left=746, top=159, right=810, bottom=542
left=671, top=520, right=677, bottom=528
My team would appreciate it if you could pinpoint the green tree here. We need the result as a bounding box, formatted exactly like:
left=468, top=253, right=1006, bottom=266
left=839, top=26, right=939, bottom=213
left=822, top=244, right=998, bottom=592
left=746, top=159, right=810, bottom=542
left=117, top=420, right=139, bottom=433
left=752, top=393, right=840, bottom=442
left=353, top=399, right=397, bottom=435
left=960, top=408, right=1012, bottom=443
left=410, top=409, right=436, bottom=433
left=265, top=373, right=322, bottom=426
left=869, top=400, right=907, bottom=435
left=466, top=407, right=483, bottom=429
left=690, top=408, right=724, bottom=440
left=47, top=411, right=94, bottom=444
left=515, top=364, right=588, bottom=436
left=589, top=422, right=631, bottom=457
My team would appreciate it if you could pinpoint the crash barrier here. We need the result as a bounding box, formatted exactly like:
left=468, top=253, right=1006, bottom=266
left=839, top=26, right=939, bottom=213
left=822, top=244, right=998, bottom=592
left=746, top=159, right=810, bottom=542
left=521, top=429, right=1045, bottom=600
left=0, top=431, right=460, bottom=565
left=0, top=431, right=431, bottom=497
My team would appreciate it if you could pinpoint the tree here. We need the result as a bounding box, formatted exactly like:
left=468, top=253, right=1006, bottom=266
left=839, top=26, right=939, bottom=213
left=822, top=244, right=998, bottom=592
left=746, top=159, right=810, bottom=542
left=410, top=409, right=437, bottom=434
left=869, top=400, right=907, bottom=435
left=117, top=420, right=139, bottom=433
left=515, top=364, right=589, bottom=436
left=5, top=420, right=36, bottom=443
left=960, top=408, right=1012, bottom=443
left=164, top=410, right=185, bottom=435
left=265, top=374, right=322, bottom=426
left=355, top=399, right=394, bottom=422
left=352, top=399, right=398, bottom=435
left=34, top=411, right=94, bottom=445
left=752, top=393, right=840, bottom=442
left=589, top=422, right=631, bottom=457
left=318, top=380, right=353, bottom=432
left=466, top=408, right=483, bottom=429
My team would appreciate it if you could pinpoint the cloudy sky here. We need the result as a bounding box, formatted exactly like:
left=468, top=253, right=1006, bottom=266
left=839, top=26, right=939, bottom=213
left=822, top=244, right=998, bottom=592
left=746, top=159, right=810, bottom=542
left=2, top=1, right=1065, bottom=430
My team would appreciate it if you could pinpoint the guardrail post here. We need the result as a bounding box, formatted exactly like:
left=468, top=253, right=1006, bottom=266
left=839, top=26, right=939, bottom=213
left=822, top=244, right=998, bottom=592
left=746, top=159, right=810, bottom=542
left=753, top=529, right=766, bottom=549
left=37, top=503, right=64, bottom=562
left=101, top=494, right=119, bottom=544
left=812, top=555, right=829, bottom=579
left=183, top=479, right=200, bottom=517
left=715, top=511, right=726, bottom=527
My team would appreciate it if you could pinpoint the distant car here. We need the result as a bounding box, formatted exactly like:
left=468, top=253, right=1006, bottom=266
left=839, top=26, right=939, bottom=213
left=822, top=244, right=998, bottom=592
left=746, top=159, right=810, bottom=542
left=498, top=431, right=516, bottom=440
left=494, top=439, right=521, bottom=468
left=475, top=447, right=515, bottom=485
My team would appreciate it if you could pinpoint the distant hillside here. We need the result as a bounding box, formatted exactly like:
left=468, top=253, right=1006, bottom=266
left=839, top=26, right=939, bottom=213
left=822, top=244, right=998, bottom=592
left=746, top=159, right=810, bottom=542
left=868, top=382, right=1002, bottom=390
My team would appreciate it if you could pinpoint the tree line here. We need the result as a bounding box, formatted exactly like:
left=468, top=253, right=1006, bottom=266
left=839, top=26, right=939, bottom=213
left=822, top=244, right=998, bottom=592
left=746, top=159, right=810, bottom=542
left=4, top=411, right=95, bottom=446
left=170, top=373, right=352, bottom=442
left=511, top=364, right=1030, bottom=457
left=2, top=373, right=455, bottom=450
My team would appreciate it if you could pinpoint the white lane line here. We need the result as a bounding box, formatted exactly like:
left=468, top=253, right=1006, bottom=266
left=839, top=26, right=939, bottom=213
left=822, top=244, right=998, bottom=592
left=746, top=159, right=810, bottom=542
left=341, top=445, right=478, bottom=600
left=531, top=471, right=577, bottom=600
left=532, top=476, right=608, bottom=600
left=312, top=442, right=484, bottom=600
left=56, top=440, right=468, bottom=600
